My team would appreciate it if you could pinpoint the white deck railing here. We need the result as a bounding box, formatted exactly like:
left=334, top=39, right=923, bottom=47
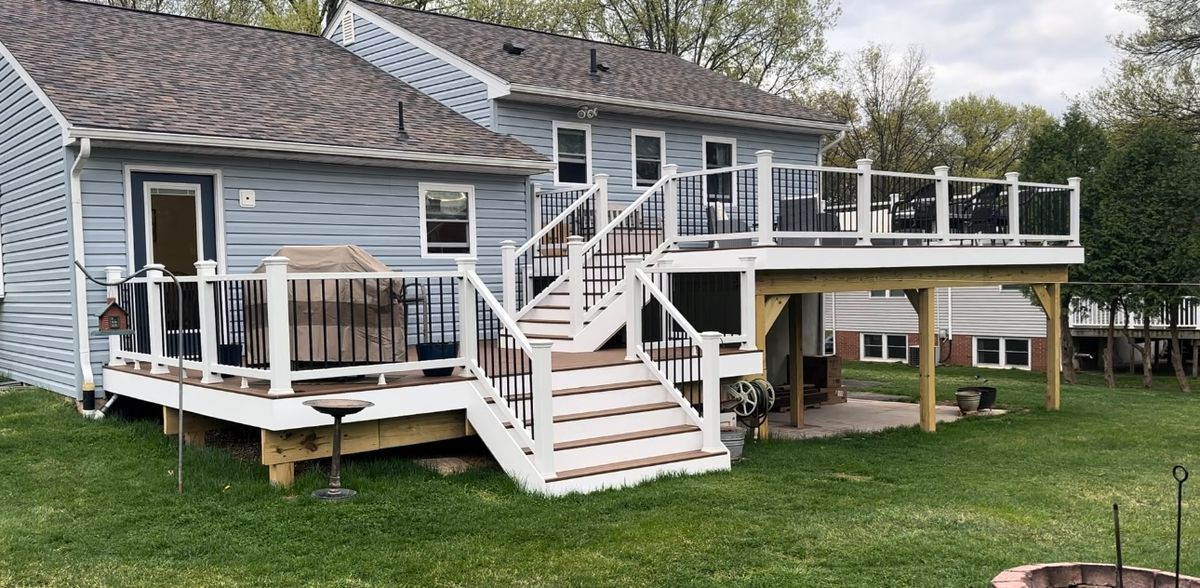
left=107, top=257, right=558, bottom=471
left=1069, top=298, right=1200, bottom=330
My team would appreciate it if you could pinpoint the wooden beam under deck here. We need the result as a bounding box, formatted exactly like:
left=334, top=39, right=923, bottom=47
left=757, top=265, right=1069, bottom=295
left=261, top=410, right=469, bottom=473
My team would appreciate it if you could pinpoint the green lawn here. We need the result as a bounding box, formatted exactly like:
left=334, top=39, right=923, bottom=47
left=2, top=363, right=1200, bottom=587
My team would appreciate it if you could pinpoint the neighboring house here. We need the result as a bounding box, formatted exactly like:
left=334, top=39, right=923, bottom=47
left=824, top=286, right=1050, bottom=371
left=0, top=0, right=1082, bottom=495
left=1068, top=298, right=1200, bottom=374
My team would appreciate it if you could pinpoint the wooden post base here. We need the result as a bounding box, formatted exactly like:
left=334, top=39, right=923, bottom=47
left=268, top=463, right=295, bottom=487
left=163, top=407, right=222, bottom=447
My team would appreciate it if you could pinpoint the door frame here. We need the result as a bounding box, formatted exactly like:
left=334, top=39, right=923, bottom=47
left=123, top=165, right=227, bottom=273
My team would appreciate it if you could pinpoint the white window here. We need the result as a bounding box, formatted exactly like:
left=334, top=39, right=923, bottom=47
left=552, top=121, right=591, bottom=185
left=418, top=183, right=475, bottom=258
left=974, top=337, right=1031, bottom=369
left=869, top=289, right=905, bottom=298
left=631, top=129, right=665, bottom=187
left=1000, top=284, right=1023, bottom=292
left=862, top=333, right=908, bottom=362
left=702, top=136, right=737, bottom=203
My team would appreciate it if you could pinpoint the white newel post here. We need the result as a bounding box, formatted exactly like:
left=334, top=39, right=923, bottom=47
left=194, top=260, right=222, bottom=384
left=933, top=166, right=951, bottom=243
left=567, top=236, right=585, bottom=333
left=262, top=256, right=292, bottom=395
left=456, top=257, right=479, bottom=369
left=662, top=164, right=680, bottom=241
left=755, top=150, right=776, bottom=246
left=1068, top=177, right=1082, bottom=246
left=105, top=266, right=125, bottom=367
left=145, top=264, right=168, bottom=374
left=855, top=158, right=873, bottom=246
left=739, top=256, right=757, bottom=350
left=699, top=331, right=723, bottom=453
left=530, top=340, right=555, bottom=475
left=531, top=183, right=543, bottom=232
left=593, top=173, right=609, bottom=235
left=499, top=240, right=517, bottom=316
left=1006, top=171, right=1021, bottom=245
left=624, top=256, right=644, bottom=361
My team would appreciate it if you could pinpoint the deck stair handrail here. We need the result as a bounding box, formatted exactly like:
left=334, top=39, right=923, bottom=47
left=501, top=176, right=605, bottom=317
left=622, top=256, right=731, bottom=454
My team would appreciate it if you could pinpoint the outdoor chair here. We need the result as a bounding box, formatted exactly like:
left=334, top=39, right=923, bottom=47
left=777, top=197, right=854, bottom=246
left=705, top=203, right=753, bottom=248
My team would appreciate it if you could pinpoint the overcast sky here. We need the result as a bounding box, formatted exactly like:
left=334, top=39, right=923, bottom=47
left=826, top=0, right=1147, bottom=113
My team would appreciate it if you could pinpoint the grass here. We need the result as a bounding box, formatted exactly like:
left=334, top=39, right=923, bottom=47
left=2, top=363, right=1200, bottom=587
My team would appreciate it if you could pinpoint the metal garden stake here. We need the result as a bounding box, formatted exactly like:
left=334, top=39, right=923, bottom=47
left=1114, top=503, right=1125, bottom=588
left=1175, top=465, right=1189, bottom=588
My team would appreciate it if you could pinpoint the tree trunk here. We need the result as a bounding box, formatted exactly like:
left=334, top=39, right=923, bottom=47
left=1104, top=301, right=1117, bottom=389
left=1142, top=314, right=1154, bottom=389
left=1061, top=307, right=1077, bottom=384
left=1170, top=307, right=1190, bottom=392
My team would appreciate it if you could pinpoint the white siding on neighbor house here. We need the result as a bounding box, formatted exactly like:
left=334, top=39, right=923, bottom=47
left=333, top=15, right=493, bottom=128
left=495, top=101, right=821, bottom=202
left=0, top=54, right=72, bottom=395
left=78, top=149, right=531, bottom=391
left=824, top=287, right=1045, bottom=339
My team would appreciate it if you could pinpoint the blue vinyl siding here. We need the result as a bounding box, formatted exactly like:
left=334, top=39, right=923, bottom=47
left=78, top=150, right=530, bottom=390
left=0, top=55, right=73, bottom=395
left=335, top=15, right=492, bottom=128
left=494, top=101, right=821, bottom=202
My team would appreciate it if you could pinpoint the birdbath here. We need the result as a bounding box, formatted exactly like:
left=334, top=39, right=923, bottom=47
left=302, top=398, right=374, bottom=501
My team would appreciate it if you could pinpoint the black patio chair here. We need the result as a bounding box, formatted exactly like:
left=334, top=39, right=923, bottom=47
left=706, top=203, right=753, bottom=248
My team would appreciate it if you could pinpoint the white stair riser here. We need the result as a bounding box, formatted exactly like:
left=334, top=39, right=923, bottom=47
left=553, top=430, right=704, bottom=471
left=553, top=407, right=688, bottom=442
left=551, top=362, right=650, bottom=389
left=519, top=320, right=574, bottom=337
left=554, top=385, right=671, bottom=415
left=523, top=307, right=571, bottom=321
left=544, top=454, right=730, bottom=496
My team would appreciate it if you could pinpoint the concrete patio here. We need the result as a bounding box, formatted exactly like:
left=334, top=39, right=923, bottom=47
left=767, top=398, right=1004, bottom=440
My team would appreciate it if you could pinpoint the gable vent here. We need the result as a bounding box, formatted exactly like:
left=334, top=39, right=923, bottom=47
left=341, top=12, right=356, bottom=45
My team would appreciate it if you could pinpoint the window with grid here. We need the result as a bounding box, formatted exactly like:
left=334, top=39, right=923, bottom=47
left=420, top=184, right=473, bottom=256
left=863, top=333, right=908, bottom=361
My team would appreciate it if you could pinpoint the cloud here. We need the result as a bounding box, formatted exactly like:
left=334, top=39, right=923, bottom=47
left=826, top=0, right=1146, bottom=113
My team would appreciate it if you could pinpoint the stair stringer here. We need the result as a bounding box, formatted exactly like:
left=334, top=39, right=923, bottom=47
left=464, top=381, right=547, bottom=494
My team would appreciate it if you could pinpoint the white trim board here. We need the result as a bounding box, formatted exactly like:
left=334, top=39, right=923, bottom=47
left=551, top=120, right=592, bottom=187
left=122, top=165, right=228, bottom=274
left=418, top=182, right=477, bottom=259
left=67, top=127, right=556, bottom=175
left=0, top=39, right=70, bottom=135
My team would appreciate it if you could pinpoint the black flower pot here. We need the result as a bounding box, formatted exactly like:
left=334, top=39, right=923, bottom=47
left=958, top=386, right=997, bottom=411
left=416, top=342, right=458, bottom=377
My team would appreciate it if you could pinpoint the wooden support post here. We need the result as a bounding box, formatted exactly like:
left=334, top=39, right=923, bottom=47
left=268, top=463, right=294, bottom=487
left=789, top=295, right=804, bottom=428
left=1192, top=343, right=1198, bottom=379
left=917, top=287, right=937, bottom=432
left=1045, top=282, right=1062, bottom=411
left=163, top=407, right=222, bottom=447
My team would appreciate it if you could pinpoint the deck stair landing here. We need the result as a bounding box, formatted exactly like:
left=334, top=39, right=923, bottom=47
left=475, top=349, right=729, bottom=495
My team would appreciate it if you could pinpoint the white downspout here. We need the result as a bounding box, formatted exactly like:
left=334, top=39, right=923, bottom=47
left=69, top=138, right=94, bottom=410
left=818, top=130, right=847, bottom=165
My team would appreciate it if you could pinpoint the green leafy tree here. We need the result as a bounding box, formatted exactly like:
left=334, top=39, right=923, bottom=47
left=1090, top=118, right=1200, bottom=391
left=1020, top=106, right=1111, bottom=385
left=939, top=94, right=1052, bottom=178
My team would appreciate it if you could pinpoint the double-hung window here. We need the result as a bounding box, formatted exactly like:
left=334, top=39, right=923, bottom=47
left=631, top=129, right=665, bottom=187
left=869, top=289, right=905, bottom=298
left=419, top=183, right=475, bottom=257
left=862, top=333, right=908, bottom=362
left=553, top=122, right=591, bottom=185
left=974, top=337, right=1030, bottom=369
left=703, top=136, right=736, bottom=204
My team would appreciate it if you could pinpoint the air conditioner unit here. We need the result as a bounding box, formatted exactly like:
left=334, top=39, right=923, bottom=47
left=908, top=345, right=940, bottom=366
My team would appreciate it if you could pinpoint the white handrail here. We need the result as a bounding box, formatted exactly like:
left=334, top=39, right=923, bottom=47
left=583, top=175, right=673, bottom=252
left=634, top=267, right=703, bottom=344
left=516, top=183, right=600, bottom=257
left=672, top=163, right=758, bottom=179
left=466, top=272, right=535, bottom=356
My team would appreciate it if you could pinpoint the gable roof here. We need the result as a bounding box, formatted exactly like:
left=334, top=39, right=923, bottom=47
left=350, top=0, right=846, bottom=129
left=0, top=0, right=550, bottom=171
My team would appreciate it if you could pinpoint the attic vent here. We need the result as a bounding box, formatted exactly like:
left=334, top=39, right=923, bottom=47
left=502, top=41, right=525, bottom=55
left=589, top=48, right=609, bottom=74
left=341, top=12, right=355, bottom=44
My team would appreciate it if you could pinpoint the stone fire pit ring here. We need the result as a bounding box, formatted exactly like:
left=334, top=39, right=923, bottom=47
left=991, top=562, right=1200, bottom=587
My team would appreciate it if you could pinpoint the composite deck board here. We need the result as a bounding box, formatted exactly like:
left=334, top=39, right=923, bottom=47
left=547, top=450, right=725, bottom=481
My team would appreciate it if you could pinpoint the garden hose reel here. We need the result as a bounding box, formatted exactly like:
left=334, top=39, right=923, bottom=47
left=727, top=378, right=776, bottom=429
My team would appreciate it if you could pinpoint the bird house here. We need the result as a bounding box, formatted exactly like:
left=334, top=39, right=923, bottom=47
left=97, top=298, right=130, bottom=334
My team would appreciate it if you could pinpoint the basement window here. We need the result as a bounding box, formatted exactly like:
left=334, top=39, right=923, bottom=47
left=974, top=337, right=1030, bottom=369
left=419, top=183, right=475, bottom=257
left=862, top=333, right=908, bottom=362
left=869, top=290, right=905, bottom=298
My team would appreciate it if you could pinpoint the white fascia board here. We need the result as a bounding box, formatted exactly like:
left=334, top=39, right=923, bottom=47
left=320, top=0, right=351, bottom=39
left=509, top=84, right=850, bottom=134
left=65, top=127, right=556, bottom=174
left=0, top=40, right=70, bottom=136
left=343, top=2, right=512, bottom=100
left=662, top=245, right=1086, bottom=272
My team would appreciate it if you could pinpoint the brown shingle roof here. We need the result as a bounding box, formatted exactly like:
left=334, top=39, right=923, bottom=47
left=354, top=0, right=845, bottom=126
left=0, top=0, right=547, bottom=165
